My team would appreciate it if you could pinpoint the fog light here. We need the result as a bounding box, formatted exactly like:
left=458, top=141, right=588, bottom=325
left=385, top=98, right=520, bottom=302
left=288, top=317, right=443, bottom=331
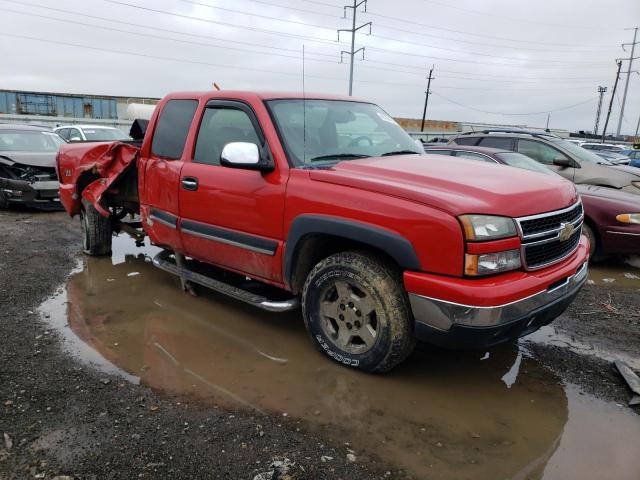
left=465, top=250, right=521, bottom=276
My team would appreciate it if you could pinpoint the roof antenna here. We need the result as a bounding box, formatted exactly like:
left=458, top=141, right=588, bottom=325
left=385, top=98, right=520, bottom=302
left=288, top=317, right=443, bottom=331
left=302, top=44, right=307, bottom=163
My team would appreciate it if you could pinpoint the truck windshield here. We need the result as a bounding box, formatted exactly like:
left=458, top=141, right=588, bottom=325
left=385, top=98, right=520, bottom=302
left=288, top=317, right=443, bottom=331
left=267, top=99, right=422, bottom=166
left=0, top=130, right=65, bottom=152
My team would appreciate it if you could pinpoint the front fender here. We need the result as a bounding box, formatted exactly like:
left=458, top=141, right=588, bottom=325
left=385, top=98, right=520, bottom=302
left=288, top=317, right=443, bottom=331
left=283, top=214, right=421, bottom=287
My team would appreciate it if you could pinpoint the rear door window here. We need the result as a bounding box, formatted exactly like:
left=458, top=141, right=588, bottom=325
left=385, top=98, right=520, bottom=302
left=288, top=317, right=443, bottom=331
left=151, top=99, right=198, bottom=159
left=478, top=136, right=514, bottom=150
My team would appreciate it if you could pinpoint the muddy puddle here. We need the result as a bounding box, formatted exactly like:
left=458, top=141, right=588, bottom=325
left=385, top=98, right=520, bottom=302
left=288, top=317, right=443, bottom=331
left=587, top=257, right=640, bottom=288
left=40, top=236, right=640, bottom=479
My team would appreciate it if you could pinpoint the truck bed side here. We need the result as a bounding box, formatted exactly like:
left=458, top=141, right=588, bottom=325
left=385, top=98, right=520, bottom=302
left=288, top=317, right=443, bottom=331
left=57, top=141, right=140, bottom=217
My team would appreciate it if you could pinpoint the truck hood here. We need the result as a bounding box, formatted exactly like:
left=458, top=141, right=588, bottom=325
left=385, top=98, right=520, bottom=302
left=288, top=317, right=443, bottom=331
left=0, top=151, right=57, bottom=168
left=309, top=155, right=578, bottom=217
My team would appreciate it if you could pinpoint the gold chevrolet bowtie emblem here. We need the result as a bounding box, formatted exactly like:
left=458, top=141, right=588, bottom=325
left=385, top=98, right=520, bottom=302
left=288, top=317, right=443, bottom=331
left=558, top=222, right=575, bottom=242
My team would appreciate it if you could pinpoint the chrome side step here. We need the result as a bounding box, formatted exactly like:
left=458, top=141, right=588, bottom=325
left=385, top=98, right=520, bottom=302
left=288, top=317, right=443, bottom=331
left=152, top=250, right=300, bottom=312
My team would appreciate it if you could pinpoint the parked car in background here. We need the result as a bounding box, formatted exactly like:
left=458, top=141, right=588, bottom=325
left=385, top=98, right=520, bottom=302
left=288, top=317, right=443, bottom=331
left=577, top=184, right=640, bottom=260
left=450, top=129, right=640, bottom=195
left=0, top=124, right=64, bottom=208
left=424, top=144, right=640, bottom=259
left=580, top=142, right=626, bottom=153
left=592, top=150, right=631, bottom=165
left=54, top=125, right=130, bottom=142
left=620, top=149, right=640, bottom=168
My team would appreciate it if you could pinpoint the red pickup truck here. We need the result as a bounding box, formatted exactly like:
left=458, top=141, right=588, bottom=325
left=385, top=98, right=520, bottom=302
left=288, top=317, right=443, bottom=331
left=57, top=91, right=589, bottom=372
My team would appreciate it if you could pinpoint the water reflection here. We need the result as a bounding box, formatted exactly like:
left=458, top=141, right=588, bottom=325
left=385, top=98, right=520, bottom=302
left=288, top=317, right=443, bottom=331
left=41, top=236, right=640, bottom=479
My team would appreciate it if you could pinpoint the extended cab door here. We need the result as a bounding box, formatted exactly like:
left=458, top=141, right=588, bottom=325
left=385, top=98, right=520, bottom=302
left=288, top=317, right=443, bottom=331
left=139, top=98, right=199, bottom=251
left=178, top=100, right=287, bottom=284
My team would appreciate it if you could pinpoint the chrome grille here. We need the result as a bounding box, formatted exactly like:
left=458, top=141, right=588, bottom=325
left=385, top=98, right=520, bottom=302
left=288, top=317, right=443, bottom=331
left=516, top=201, right=583, bottom=270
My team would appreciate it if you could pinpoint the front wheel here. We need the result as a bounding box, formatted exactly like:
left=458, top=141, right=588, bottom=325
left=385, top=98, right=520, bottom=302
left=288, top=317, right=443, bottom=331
left=80, top=199, right=112, bottom=256
left=301, top=251, right=415, bottom=373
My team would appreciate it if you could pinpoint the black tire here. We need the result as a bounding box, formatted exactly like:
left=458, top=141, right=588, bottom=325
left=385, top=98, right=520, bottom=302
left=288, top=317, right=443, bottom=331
left=582, top=223, right=598, bottom=261
left=80, top=199, right=112, bottom=256
left=301, top=251, right=415, bottom=373
left=0, top=191, right=9, bottom=209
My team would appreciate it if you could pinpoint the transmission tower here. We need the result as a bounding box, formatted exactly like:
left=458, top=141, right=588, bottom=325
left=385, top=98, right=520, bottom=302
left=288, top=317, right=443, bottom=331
left=338, top=0, right=372, bottom=96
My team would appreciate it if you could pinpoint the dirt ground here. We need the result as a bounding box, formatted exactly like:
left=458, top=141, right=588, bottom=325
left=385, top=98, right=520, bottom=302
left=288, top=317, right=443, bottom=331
left=1, top=209, right=639, bottom=480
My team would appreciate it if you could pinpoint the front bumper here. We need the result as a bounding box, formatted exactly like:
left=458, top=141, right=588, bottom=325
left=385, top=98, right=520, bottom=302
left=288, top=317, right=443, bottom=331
left=406, top=237, right=589, bottom=349
left=1, top=179, right=60, bottom=206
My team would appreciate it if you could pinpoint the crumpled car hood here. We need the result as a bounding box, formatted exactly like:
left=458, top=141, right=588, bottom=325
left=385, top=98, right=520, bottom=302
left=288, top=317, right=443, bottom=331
left=309, top=155, right=579, bottom=217
left=0, top=151, right=57, bottom=168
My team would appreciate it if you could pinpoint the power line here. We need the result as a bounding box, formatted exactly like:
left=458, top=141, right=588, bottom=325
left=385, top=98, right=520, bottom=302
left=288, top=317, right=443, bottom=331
left=0, top=6, right=341, bottom=65
left=0, top=2, right=612, bottom=89
left=616, top=27, right=639, bottom=135
left=0, top=31, right=348, bottom=81
left=0, top=0, right=337, bottom=59
left=432, top=92, right=597, bottom=116
left=101, top=0, right=614, bottom=71
left=369, top=32, right=612, bottom=65
left=417, top=0, right=616, bottom=31
left=371, top=20, right=616, bottom=54
left=0, top=31, right=600, bottom=95
left=361, top=8, right=617, bottom=48
left=180, top=0, right=336, bottom=31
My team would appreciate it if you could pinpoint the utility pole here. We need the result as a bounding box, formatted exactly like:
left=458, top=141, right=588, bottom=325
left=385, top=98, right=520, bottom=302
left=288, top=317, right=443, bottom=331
left=594, top=86, right=607, bottom=135
left=616, top=27, right=639, bottom=136
left=546, top=113, right=551, bottom=131
left=420, top=66, right=435, bottom=132
left=338, top=0, right=372, bottom=96
left=602, top=60, right=622, bottom=143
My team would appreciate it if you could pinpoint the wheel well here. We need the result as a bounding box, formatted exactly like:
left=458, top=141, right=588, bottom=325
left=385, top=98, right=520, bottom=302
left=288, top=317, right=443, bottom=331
left=583, top=215, right=601, bottom=250
left=288, top=233, right=400, bottom=294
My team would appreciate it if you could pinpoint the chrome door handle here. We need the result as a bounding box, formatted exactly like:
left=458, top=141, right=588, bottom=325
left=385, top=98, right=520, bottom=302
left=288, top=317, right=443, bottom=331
left=181, top=177, right=198, bottom=191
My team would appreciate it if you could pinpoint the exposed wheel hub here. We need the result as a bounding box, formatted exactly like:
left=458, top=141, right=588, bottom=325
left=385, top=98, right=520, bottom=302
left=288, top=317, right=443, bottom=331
left=319, top=280, right=379, bottom=354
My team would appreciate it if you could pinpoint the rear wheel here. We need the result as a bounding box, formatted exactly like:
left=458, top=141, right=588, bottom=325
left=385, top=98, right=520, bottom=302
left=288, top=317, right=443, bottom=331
left=80, top=199, right=112, bottom=256
left=302, top=251, right=415, bottom=373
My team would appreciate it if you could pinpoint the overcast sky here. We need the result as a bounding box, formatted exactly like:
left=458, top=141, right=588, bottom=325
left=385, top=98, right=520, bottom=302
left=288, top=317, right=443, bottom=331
left=1, top=0, right=639, bottom=134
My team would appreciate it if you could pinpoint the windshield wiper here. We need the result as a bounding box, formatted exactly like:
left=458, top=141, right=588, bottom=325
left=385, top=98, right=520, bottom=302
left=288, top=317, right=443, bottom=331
left=308, top=153, right=371, bottom=162
left=380, top=150, right=421, bottom=156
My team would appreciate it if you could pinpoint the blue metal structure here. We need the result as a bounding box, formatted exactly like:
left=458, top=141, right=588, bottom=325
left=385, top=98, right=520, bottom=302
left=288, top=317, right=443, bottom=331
left=0, top=90, right=118, bottom=119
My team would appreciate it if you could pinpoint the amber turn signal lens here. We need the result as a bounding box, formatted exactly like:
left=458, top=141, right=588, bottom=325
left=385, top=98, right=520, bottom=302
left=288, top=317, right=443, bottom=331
left=616, top=213, right=640, bottom=225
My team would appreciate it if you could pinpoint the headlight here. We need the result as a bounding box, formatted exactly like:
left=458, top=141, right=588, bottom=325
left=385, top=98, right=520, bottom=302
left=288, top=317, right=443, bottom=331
left=459, top=215, right=517, bottom=241
left=465, top=250, right=521, bottom=276
left=633, top=181, right=640, bottom=190
left=616, top=213, right=640, bottom=224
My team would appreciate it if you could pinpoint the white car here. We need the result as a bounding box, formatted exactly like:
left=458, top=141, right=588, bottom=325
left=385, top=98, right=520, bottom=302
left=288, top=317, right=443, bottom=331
left=54, top=125, right=130, bottom=142
left=580, top=142, right=626, bottom=152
